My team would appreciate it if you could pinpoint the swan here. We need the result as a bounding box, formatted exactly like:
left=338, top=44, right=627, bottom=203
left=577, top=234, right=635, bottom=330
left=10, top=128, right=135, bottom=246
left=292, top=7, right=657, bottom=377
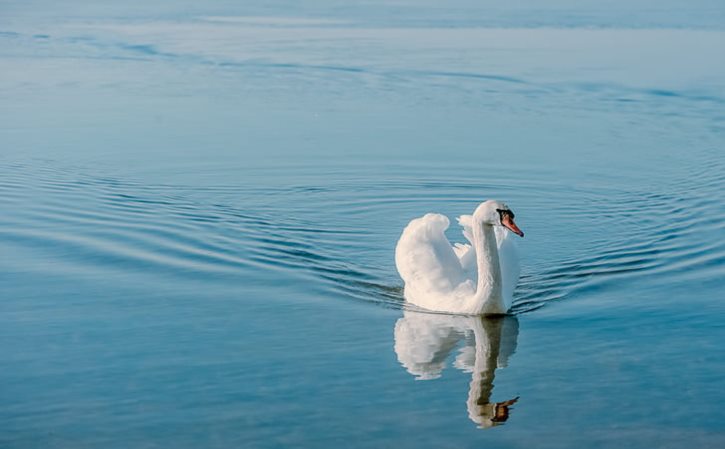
left=393, top=311, right=520, bottom=428
left=395, top=200, right=523, bottom=315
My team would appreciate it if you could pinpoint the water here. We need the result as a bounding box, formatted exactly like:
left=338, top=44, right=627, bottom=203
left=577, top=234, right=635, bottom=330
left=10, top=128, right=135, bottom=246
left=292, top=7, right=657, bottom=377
left=1, top=1, right=724, bottom=447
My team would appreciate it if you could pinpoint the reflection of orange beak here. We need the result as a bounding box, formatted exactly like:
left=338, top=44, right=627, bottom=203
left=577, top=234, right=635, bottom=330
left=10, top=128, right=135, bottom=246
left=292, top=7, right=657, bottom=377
left=502, top=215, right=524, bottom=237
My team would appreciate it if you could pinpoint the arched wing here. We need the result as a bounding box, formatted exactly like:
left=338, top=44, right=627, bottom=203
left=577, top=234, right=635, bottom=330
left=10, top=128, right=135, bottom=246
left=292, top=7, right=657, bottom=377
left=395, top=213, right=467, bottom=298
left=457, top=214, right=475, bottom=245
left=455, top=215, right=476, bottom=278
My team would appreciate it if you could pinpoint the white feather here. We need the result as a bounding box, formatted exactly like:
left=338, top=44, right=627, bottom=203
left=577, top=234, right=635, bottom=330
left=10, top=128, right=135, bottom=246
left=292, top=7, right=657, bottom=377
left=395, top=201, right=521, bottom=314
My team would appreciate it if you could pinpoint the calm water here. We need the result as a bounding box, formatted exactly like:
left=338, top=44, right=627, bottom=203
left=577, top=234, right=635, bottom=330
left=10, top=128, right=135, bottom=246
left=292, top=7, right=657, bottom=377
left=2, top=1, right=725, bottom=448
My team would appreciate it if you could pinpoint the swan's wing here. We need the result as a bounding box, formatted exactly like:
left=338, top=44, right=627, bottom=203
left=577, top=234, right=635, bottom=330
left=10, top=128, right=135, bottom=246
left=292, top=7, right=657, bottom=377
left=395, top=213, right=467, bottom=298
left=494, top=227, right=521, bottom=310
left=452, top=242, right=471, bottom=259
left=454, top=215, right=477, bottom=277
left=457, top=214, right=474, bottom=245
left=453, top=243, right=476, bottom=282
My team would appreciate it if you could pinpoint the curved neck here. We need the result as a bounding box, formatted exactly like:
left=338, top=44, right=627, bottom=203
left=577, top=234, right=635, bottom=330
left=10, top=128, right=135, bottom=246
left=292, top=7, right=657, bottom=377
left=467, top=222, right=504, bottom=314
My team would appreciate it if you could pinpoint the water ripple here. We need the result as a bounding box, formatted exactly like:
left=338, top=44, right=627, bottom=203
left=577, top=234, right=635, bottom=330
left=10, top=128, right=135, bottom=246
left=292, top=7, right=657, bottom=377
left=1, top=154, right=722, bottom=314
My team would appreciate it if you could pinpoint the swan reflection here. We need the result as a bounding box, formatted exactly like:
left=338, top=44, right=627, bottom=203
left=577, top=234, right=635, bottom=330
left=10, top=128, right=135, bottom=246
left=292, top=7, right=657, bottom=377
left=394, top=311, right=520, bottom=428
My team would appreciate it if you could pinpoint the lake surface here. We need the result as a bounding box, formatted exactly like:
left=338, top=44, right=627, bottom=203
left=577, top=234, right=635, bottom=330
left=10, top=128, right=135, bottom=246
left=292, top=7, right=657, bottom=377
left=1, top=1, right=724, bottom=448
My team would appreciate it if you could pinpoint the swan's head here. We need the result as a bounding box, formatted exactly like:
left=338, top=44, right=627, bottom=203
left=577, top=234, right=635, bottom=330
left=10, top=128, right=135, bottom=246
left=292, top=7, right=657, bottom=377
left=473, top=200, right=524, bottom=237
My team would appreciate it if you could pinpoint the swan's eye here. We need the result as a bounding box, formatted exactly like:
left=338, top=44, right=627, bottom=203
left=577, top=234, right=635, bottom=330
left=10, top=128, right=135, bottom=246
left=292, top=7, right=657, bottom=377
left=496, top=209, right=515, bottom=220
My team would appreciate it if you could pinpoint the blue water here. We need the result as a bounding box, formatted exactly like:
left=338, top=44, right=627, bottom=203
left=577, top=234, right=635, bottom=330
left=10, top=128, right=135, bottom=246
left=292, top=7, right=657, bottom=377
left=2, top=1, right=725, bottom=448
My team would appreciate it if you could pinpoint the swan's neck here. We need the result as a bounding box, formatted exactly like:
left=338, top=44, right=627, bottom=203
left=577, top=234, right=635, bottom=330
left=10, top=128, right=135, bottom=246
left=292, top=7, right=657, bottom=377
left=468, top=223, right=505, bottom=314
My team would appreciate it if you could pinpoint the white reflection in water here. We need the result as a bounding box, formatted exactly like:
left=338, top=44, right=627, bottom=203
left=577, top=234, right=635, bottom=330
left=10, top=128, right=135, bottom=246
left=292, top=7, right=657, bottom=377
left=394, top=311, right=519, bottom=428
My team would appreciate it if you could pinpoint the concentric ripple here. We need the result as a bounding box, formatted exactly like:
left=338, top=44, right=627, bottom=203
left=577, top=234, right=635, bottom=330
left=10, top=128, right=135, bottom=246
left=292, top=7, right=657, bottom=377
left=2, top=153, right=722, bottom=315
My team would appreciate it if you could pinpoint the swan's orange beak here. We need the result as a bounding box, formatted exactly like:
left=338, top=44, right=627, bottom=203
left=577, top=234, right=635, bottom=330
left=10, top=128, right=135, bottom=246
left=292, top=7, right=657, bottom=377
left=502, top=214, right=524, bottom=237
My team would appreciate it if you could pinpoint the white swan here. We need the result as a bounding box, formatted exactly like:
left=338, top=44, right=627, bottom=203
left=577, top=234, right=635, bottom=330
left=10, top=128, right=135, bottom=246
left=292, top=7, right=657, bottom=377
left=395, top=200, right=524, bottom=315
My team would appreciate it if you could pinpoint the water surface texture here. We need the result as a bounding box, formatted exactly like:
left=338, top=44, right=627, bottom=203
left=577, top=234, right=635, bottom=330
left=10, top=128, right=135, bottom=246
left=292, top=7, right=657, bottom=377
left=1, top=1, right=724, bottom=448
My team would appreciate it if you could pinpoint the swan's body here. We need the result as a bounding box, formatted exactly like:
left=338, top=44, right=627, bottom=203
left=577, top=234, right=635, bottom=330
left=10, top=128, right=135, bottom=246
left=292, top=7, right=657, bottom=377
left=395, top=200, right=523, bottom=315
